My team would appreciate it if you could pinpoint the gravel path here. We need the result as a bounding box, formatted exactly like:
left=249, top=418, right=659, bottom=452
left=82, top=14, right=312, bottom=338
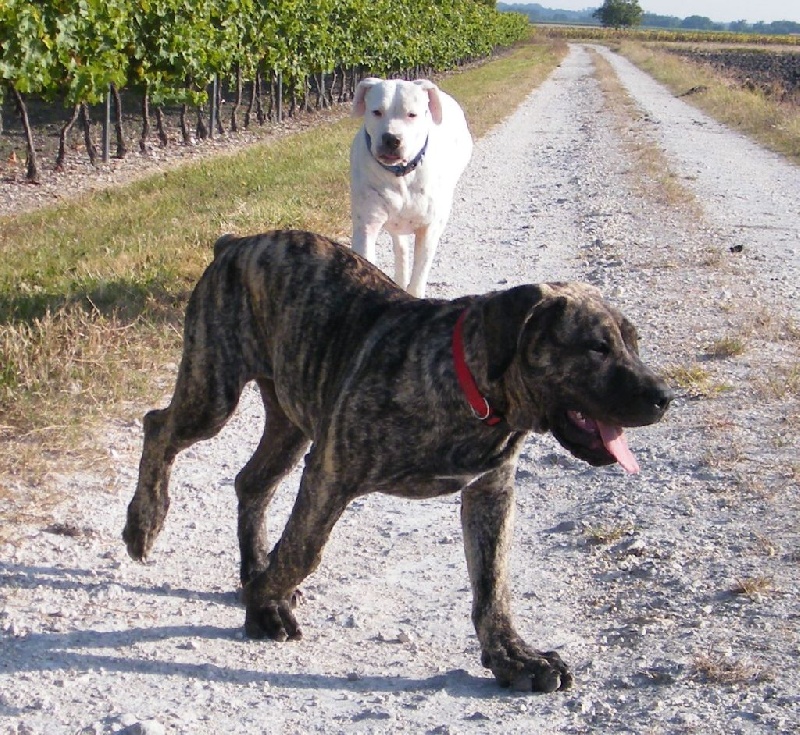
left=2, top=44, right=799, bottom=735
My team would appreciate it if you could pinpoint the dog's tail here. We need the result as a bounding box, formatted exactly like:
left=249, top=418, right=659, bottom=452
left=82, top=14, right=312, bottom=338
left=213, top=233, right=239, bottom=259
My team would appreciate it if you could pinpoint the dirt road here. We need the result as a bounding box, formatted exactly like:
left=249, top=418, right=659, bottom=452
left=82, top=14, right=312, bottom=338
left=1, top=44, right=798, bottom=734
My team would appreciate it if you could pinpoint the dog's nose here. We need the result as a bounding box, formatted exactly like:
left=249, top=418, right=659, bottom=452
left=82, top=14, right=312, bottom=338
left=382, top=133, right=401, bottom=151
left=650, top=384, right=674, bottom=413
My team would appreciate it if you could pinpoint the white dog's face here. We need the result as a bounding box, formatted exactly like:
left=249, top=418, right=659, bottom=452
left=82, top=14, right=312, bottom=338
left=353, top=78, right=443, bottom=166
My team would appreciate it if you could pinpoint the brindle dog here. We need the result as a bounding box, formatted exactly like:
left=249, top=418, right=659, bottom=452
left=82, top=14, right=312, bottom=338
left=123, top=229, right=672, bottom=693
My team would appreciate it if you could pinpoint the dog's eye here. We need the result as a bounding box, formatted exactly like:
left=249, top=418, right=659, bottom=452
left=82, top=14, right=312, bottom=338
left=371, top=110, right=383, bottom=118
left=408, top=112, right=418, bottom=118
left=588, top=340, right=610, bottom=356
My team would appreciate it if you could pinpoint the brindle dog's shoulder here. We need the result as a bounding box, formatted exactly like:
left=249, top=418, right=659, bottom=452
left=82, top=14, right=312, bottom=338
left=213, top=233, right=239, bottom=259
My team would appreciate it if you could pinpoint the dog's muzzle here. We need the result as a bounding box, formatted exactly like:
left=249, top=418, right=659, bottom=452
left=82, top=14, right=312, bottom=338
left=365, top=130, right=428, bottom=177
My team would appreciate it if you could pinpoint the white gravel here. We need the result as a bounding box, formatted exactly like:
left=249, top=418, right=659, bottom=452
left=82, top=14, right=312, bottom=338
left=2, top=44, right=799, bottom=735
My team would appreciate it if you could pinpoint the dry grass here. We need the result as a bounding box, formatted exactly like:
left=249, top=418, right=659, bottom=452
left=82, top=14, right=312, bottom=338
left=617, top=42, right=800, bottom=163
left=704, top=415, right=737, bottom=433
left=744, top=310, right=800, bottom=344
left=661, top=363, right=731, bottom=398
left=0, top=302, right=180, bottom=494
left=731, top=576, right=775, bottom=599
left=755, top=363, right=800, bottom=400
left=702, top=445, right=746, bottom=474
left=588, top=48, right=701, bottom=215
left=1, top=302, right=179, bottom=416
left=0, top=488, right=66, bottom=546
left=751, top=534, right=778, bottom=558
left=584, top=522, right=636, bottom=545
left=704, top=335, right=748, bottom=359
left=691, top=651, right=771, bottom=685
left=697, top=246, right=726, bottom=269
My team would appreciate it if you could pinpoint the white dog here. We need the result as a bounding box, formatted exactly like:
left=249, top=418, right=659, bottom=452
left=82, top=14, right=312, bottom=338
left=349, top=78, right=473, bottom=297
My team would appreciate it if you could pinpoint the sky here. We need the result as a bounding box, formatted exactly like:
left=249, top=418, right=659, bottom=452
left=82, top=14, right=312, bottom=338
left=534, top=1, right=800, bottom=24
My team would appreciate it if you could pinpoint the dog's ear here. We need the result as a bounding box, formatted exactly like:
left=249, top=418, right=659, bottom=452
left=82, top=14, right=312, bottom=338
left=413, top=79, right=443, bottom=124
left=620, top=315, right=640, bottom=355
left=481, top=285, right=563, bottom=382
left=352, top=78, right=383, bottom=118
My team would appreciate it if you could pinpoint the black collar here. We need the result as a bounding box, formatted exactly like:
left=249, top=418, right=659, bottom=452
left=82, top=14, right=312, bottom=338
left=365, top=130, right=428, bottom=177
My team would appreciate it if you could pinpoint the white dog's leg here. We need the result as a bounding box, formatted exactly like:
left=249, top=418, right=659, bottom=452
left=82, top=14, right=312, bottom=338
left=351, top=222, right=383, bottom=264
left=392, top=234, right=413, bottom=291
left=407, top=225, right=444, bottom=298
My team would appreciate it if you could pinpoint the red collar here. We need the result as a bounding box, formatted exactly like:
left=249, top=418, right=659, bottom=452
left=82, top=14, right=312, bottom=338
left=452, top=310, right=502, bottom=426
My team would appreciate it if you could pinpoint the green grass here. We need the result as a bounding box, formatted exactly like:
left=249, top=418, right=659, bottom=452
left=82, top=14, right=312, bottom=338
left=1, top=130, right=356, bottom=325
left=1, top=36, right=566, bottom=327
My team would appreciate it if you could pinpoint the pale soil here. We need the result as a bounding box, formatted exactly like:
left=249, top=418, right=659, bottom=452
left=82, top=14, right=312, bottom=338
left=1, top=44, right=799, bottom=734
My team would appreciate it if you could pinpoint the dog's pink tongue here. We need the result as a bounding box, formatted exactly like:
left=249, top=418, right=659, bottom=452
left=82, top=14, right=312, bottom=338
left=598, top=422, right=640, bottom=474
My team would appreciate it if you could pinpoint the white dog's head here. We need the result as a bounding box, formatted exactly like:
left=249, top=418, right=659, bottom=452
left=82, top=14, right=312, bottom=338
left=352, top=78, right=443, bottom=168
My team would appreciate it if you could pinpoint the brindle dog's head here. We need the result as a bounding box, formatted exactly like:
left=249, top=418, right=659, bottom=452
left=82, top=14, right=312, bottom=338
left=480, top=283, right=673, bottom=471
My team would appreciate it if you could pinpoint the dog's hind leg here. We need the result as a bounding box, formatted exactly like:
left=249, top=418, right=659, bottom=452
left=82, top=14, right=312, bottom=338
left=123, top=406, right=175, bottom=561
left=123, top=400, right=241, bottom=562
left=235, top=378, right=310, bottom=587
left=123, top=323, right=248, bottom=562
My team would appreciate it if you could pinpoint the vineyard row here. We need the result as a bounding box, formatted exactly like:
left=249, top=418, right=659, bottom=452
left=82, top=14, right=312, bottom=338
left=0, top=0, right=529, bottom=181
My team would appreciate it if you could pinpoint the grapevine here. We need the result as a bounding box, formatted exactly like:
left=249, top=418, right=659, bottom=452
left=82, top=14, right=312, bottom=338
left=0, top=0, right=529, bottom=181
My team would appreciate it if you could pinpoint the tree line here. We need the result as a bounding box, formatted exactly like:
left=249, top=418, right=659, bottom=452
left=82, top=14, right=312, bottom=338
left=499, top=1, right=800, bottom=35
left=0, top=0, right=528, bottom=182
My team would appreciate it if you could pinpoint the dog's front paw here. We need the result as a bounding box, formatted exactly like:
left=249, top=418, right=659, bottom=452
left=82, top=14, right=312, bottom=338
left=122, top=514, right=160, bottom=562
left=244, top=592, right=303, bottom=642
left=122, top=494, right=170, bottom=562
left=122, top=522, right=147, bottom=561
left=481, top=640, right=573, bottom=693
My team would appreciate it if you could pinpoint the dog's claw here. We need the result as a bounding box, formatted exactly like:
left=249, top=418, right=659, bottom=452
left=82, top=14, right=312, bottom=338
left=510, top=671, right=559, bottom=693
left=483, top=645, right=573, bottom=693
left=509, top=661, right=574, bottom=693
left=245, top=598, right=303, bottom=642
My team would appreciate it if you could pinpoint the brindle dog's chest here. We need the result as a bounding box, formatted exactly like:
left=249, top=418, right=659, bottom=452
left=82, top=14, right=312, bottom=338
left=320, top=397, right=526, bottom=500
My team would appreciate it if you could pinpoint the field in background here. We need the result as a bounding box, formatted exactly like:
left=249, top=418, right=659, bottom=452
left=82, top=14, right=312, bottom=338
left=538, top=24, right=800, bottom=46
left=539, top=25, right=799, bottom=162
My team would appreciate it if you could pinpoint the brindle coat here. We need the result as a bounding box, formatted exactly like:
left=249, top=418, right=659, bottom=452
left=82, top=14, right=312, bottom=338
left=123, top=230, right=672, bottom=693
